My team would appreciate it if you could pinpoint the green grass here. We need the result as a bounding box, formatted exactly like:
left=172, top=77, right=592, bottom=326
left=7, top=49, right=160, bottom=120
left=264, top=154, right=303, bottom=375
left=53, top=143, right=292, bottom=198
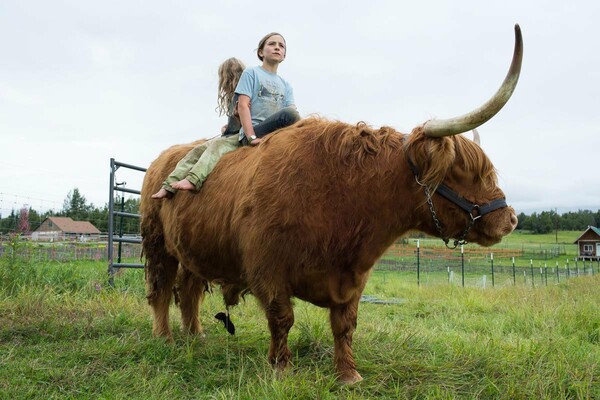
left=1, top=255, right=598, bottom=399
left=403, top=230, right=581, bottom=246
left=501, top=230, right=582, bottom=245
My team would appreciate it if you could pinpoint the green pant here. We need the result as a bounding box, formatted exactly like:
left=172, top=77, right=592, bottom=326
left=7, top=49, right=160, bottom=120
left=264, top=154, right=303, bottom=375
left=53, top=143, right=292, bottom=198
left=162, top=135, right=240, bottom=192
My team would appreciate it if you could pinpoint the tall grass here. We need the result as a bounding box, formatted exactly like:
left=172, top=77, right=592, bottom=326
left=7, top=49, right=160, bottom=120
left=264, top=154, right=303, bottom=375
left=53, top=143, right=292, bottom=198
left=1, top=247, right=598, bottom=398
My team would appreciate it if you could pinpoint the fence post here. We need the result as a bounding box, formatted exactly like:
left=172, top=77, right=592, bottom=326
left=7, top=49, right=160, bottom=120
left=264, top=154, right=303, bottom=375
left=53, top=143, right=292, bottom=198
left=490, top=252, right=495, bottom=287
left=544, top=263, right=548, bottom=286
left=566, top=259, right=570, bottom=279
left=461, top=245, right=465, bottom=288
left=530, top=259, right=534, bottom=288
left=116, top=182, right=126, bottom=265
left=108, top=158, right=116, bottom=287
left=556, top=261, right=559, bottom=283
left=416, top=240, right=420, bottom=287
left=512, top=256, right=516, bottom=286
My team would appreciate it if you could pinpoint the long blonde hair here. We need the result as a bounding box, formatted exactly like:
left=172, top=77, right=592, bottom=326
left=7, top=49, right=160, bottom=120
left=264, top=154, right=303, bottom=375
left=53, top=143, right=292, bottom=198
left=217, top=57, right=245, bottom=116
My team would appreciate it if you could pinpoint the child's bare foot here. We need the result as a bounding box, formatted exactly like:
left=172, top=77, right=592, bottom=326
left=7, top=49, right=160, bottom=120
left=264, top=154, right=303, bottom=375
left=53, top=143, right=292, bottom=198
left=151, top=188, right=170, bottom=199
left=170, top=179, right=195, bottom=191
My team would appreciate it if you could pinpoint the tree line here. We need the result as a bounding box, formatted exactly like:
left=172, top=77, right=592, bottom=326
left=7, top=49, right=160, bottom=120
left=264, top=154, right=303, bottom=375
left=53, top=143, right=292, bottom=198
left=516, top=209, right=600, bottom=234
left=2, top=188, right=599, bottom=236
left=0, top=188, right=140, bottom=235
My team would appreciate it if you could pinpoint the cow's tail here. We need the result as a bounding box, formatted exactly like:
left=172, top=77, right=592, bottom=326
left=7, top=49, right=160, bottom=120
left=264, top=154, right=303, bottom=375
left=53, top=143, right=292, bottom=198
left=141, top=211, right=174, bottom=304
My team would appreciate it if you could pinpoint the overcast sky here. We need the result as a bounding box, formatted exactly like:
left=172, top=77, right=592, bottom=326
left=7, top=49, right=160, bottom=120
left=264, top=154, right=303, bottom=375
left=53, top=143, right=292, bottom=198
left=1, top=0, right=599, bottom=218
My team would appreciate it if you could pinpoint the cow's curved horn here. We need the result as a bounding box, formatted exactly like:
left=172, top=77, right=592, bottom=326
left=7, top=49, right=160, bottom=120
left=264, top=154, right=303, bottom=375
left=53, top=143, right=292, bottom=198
left=423, top=24, right=523, bottom=138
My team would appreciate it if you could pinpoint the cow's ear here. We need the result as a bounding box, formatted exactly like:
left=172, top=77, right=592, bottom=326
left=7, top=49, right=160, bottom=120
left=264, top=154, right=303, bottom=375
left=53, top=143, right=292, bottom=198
left=405, top=129, right=455, bottom=188
left=422, top=137, right=455, bottom=188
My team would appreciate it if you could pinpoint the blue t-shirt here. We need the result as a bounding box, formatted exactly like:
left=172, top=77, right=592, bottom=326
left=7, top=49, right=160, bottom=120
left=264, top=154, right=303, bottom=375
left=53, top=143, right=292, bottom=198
left=235, top=66, right=295, bottom=139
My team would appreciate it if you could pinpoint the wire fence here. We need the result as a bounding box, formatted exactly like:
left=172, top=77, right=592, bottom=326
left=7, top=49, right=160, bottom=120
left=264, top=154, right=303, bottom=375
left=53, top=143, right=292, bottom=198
left=0, top=241, right=141, bottom=263
left=1, top=237, right=597, bottom=288
left=375, top=241, right=598, bottom=288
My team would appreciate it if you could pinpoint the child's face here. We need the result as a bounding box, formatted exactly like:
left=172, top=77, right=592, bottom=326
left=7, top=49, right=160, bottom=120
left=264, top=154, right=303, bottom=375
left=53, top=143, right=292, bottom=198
left=259, top=35, right=286, bottom=64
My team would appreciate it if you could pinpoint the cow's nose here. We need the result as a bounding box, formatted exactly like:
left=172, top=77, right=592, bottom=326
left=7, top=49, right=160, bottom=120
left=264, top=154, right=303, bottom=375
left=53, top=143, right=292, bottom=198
left=510, top=213, right=518, bottom=229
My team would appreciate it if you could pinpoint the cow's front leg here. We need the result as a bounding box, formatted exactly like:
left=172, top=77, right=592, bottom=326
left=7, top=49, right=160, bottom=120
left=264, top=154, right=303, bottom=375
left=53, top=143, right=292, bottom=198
left=330, top=297, right=363, bottom=384
left=264, top=297, right=295, bottom=370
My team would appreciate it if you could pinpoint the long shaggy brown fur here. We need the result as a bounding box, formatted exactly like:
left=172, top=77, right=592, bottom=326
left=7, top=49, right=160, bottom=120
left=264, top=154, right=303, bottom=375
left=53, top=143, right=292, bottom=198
left=140, top=117, right=515, bottom=382
left=403, top=126, right=498, bottom=191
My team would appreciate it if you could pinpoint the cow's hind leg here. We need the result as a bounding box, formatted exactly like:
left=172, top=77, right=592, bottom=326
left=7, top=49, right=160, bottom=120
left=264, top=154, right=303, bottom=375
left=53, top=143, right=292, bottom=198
left=330, top=297, right=363, bottom=384
left=175, top=266, right=209, bottom=335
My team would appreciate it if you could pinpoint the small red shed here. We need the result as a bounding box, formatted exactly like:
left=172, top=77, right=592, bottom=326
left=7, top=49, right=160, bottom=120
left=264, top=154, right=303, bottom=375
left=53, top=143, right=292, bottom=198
left=573, top=226, right=600, bottom=261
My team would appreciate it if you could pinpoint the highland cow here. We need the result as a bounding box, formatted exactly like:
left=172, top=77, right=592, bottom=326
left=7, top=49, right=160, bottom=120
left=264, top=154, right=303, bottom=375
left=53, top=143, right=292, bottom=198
left=140, top=25, right=523, bottom=383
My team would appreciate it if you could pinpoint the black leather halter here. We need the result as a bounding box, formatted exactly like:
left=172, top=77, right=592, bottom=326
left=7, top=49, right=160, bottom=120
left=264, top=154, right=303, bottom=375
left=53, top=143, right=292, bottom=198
left=406, top=156, right=508, bottom=248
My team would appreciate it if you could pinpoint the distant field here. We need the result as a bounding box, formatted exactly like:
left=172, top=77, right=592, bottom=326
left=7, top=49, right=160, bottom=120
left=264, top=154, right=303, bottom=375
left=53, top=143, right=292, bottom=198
left=401, top=230, right=581, bottom=249
left=499, top=230, right=581, bottom=245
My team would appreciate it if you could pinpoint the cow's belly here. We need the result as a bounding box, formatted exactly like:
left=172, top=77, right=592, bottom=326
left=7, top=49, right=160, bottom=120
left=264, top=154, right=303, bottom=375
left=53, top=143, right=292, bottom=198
left=162, top=231, right=244, bottom=284
left=290, top=270, right=357, bottom=308
left=287, top=269, right=326, bottom=306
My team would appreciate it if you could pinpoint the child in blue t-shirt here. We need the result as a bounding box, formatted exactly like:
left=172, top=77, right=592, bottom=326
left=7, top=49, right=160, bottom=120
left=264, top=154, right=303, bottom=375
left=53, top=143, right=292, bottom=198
left=235, top=32, right=299, bottom=146
left=152, top=32, right=300, bottom=199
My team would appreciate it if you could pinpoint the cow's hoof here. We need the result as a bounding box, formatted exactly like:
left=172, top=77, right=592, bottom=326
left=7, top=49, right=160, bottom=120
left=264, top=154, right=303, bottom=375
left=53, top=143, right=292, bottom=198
left=184, top=326, right=205, bottom=336
left=159, top=334, right=174, bottom=343
left=153, top=330, right=174, bottom=343
left=339, top=370, right=363, bottom=384
left=186, top=330, right=206, bottom=339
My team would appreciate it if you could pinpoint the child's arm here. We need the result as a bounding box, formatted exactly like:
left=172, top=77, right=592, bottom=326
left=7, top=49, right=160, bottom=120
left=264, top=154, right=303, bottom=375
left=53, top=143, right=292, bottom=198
left=238, top=95, right=262, bottom=146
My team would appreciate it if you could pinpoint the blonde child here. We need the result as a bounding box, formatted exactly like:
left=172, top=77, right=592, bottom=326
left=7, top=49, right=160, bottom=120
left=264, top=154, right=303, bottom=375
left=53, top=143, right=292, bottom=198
left=151, top=58, right=245, bottom=199
left=152, top=32, right=300, bottom=199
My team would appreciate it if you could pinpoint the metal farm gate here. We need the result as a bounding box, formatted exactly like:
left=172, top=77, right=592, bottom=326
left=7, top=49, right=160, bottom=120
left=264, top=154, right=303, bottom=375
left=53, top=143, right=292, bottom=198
left=107, top=158, right=146, bottom=286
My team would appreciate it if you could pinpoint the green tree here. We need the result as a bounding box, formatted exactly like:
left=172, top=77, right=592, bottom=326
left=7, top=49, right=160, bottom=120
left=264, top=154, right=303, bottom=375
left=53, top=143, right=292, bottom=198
left=0, top=209, right=18, bottom=233
left=535, top=211, right=555, bottom=234
left=516, top=212, right=528, bottom=230
left=110, top=196, right=140, bottom=235
left=62, top=188, right=93, bottom=220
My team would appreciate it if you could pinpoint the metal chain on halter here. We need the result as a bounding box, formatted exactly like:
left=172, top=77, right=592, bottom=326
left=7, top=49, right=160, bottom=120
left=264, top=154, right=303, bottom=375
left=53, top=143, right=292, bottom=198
left=423, top=184, right=475, bottom=249
left=423, top=185, right=449, bottom=246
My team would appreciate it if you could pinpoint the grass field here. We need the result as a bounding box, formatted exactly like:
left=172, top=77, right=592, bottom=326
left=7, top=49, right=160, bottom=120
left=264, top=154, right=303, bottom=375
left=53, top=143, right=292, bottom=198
left=499, top=230, right=581, bottom=245
left=1, top=249, right=598, bottom=399
left=376, top=230, right=598, bottom=291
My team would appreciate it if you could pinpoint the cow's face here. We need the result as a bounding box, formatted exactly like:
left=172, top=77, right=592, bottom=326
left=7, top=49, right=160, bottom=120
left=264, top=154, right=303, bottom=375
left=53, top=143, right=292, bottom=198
left=427, top=136, right=517, bottom=247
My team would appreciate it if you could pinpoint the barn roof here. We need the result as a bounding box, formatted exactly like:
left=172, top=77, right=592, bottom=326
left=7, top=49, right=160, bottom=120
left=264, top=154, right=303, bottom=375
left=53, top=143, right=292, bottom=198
left=573, top=226, right=600, bottom=243
left=37, top=217, right=101, bottom=234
